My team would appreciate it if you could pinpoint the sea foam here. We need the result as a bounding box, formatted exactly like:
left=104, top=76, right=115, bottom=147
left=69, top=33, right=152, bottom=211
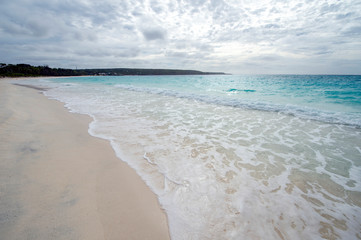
left=20, top=75, right=361, bottom=239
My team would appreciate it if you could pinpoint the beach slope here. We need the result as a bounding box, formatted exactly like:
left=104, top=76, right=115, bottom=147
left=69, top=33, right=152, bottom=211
left=0, top=80, right=170, bottom=240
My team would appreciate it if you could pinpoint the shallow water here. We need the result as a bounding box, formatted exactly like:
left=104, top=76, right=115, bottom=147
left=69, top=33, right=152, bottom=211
left=21, top=75, right=361, bottom=239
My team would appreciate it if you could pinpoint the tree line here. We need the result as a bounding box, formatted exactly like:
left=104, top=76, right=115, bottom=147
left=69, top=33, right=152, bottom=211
left=0, top=63, right=225, bottom=77
left=0, top=63, right=85, bottom=77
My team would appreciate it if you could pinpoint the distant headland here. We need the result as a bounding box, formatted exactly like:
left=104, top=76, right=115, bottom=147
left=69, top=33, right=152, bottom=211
left=0, top=63, right=226, bottom=77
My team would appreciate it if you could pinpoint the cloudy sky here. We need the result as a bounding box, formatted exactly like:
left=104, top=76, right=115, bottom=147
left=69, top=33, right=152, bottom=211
left=1, top=0, right=360, bottom=74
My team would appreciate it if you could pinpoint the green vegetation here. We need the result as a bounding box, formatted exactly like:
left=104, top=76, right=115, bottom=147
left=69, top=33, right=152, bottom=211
left=0, top=63, right=225, bottom=77
left=0, top=63, right=86, bottom=77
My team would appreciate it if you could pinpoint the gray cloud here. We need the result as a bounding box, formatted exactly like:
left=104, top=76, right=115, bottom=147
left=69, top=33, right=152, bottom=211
left=0, top=0, right=360, bottom=74
left=343, top=26, right=361, bottom=36
left=142, top=28, right=166, bottom=41
left=150, top=0, right=164, bottom=14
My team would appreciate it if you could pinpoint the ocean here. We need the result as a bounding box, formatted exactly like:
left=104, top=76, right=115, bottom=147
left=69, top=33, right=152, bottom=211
left=21, top=75, right=361, bottom=239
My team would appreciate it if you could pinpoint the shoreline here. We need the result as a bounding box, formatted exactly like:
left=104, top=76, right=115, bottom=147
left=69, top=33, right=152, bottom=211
left=0, top=78, right=170, bottom=239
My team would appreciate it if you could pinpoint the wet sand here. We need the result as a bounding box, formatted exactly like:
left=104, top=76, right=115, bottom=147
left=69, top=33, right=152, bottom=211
left=0, top=79, right=170, bottom=240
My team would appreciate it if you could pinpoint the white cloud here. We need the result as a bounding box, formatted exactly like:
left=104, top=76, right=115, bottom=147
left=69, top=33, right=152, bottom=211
left=0, top=0, right=360, bottom=74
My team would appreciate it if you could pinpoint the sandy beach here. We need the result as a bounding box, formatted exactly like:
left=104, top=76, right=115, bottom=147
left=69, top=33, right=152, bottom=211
left=0, top=79, right=170, bottom=240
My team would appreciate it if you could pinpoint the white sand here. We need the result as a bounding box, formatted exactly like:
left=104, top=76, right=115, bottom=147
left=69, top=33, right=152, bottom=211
left=0, top=79, right=170, bottom=240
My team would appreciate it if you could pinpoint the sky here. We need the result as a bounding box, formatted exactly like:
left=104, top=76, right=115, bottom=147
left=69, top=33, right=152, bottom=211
left=0, top=0, right=361, bottom=74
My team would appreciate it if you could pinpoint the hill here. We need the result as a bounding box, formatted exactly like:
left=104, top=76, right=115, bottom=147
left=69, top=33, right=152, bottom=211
left=0, top=63, right=226, bottom=77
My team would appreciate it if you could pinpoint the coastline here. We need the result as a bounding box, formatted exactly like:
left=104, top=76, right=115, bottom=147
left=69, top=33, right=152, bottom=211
left=0, top=78, right=170, bottom=239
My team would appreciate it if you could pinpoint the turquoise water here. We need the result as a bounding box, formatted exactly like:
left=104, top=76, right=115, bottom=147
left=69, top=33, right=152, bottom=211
left=22, top=75, right=361, bottom=239
left=44, top=75, right=361, bottom=126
